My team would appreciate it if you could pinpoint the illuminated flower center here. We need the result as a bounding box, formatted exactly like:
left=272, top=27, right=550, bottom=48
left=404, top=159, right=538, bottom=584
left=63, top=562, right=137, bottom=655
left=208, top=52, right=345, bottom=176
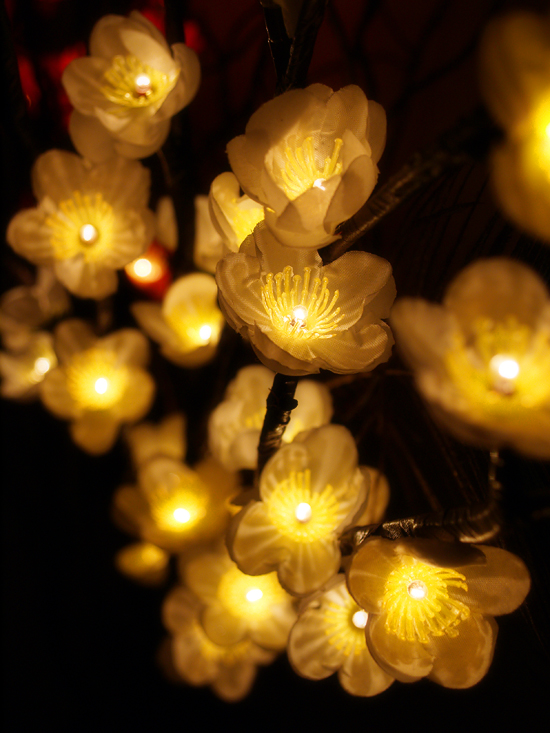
left=261, top=266, right=343, bottom=340
left=194, top=620, right=253, bottom=664
left=117, top=542, right=169, bottom=577
left=266, top=469, right=340, bottom=543
left=148, top=471, right=208, bottom=532
left=27, top=341, right=57, bottom=385
left=445, top=316, right=550, bottom=410
left=381, top=556, right=470, bottom=644
left=65, top=349, right=129, bottom=410
left=225, top=198, right=265, bottom=245
left=164, top=298, right=225, bottom=351
left=45, top=191, right=115, bottom=261
left=217, top=566, right=287, bottom=621
left=279, top=136, right=343, bottom=200
left=323, top=597, right=369, bottom=656
left=101, top=55, right=178, bottom=109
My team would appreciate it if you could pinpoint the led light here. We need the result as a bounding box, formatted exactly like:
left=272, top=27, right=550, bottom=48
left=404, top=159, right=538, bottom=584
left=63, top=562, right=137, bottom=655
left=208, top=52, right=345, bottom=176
left=33, top=357, right=51, bottom=375
left=134, top=73, right=152, bottom=95
left=295, top=502, right=312, bottom=523
left=292, top=305, right=308, bottom=324
left=133, top=258, right=153, bottom=278
left=94, top=377, right=109, bottom=394
left=407, top=580, right=428, bottom=600
left=497, top=358, right=520, bottom=380
left=79, top=224, right=98, bottom=244
left=245, top=588, right=263, bottom=603
left=352, top=610, right=368, bottom=629
left=173, top=507, right=191, bottom=524
left=313, top=178, right=326, bottom=190
left=199, top=325, right=212, bottom=341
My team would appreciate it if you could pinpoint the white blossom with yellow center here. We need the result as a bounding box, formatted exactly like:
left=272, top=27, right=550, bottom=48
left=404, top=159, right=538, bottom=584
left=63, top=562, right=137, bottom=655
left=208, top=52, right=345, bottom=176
left=147, top=470, right=208, bottom=533
left=65, top=349, right=129, bottom=410
left=392, top=258, right=550, bottom=458
left=227, top=425, right=370, bottom=596
left=101, top=55, right=179, bottom=111
left=217, top=223, right=395, bottom=376
left=45, top=192, right=115, bottom=262
left=217, top=566, right=289, bottom=622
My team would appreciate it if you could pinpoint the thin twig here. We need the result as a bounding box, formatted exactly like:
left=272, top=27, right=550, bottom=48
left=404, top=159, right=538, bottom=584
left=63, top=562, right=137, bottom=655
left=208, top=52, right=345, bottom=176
left=255, top=373, right=298, bottom=486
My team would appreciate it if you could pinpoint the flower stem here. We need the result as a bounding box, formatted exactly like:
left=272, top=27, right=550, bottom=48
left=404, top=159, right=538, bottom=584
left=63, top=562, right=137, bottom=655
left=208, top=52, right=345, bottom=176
left=255, top=373, right=298, bottom=486
left=278, top=0, right=328, bottom=93
left=340, top=450, right=503, bottom=554
left=324, top=108, right=499, bottom=263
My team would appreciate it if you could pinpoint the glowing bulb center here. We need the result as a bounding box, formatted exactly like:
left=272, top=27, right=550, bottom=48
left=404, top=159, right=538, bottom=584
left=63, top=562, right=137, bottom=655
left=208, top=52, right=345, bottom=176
left=133, top=258, right=152, bottom=278
left=94, top=377, right=109, bottom=394
left=79, top=224, right=98, bottom=245
left=173, top=507, right=191, bottom=524
left=135, top=74, right=152, bottom=95
left=34, top=357, right=51, bottom=375
left=292, top=305, right=308, bottom=324
left=295, top=502, right=312, bottom=523
left=246, top=588, right=263, bottom=603
left=313, top=178, right=326, bottom=190
left=199, top=324, right=212, bottom=341
left=352, top=610, right=368, bottom=629
left=497, top=358, right=520, bottom=380
left=407, top=580, right=428, bottom=600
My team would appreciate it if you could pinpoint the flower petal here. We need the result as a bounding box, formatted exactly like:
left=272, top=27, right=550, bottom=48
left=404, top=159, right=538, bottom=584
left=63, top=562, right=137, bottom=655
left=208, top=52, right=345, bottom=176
left=367, top=612, right=434, bottom=682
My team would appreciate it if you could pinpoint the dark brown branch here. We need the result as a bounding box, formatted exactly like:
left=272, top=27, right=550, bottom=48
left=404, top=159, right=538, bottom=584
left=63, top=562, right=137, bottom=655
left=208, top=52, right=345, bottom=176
left=255, top=373, right=298, bottom=485
left=324, top=107, right=500, bottom=263
left=340, top=450, right=503, bottom=554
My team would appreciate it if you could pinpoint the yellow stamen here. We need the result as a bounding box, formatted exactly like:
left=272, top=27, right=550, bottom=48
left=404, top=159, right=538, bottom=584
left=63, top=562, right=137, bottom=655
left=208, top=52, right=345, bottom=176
left=381, top=556, right=470, bottom=644
left=280, top=137, right=343, bottom=200
left=101, top=55, right=179, bottom=110
left=45, top=191, right=115, bottom=261
left=261, top=266, right=343, bottom=340
left=323, top=598, right=368, bottom=656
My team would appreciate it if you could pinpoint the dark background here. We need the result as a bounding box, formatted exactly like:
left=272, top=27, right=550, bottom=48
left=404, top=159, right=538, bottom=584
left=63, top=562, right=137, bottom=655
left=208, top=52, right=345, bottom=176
left=2, top=1, right=549, bottom=730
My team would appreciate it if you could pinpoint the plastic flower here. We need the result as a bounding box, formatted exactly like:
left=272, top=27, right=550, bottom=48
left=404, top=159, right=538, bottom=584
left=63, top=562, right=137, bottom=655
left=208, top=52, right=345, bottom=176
left=288, top=575, right=394, bottom=696
left=6, top=150, right=154, bottom=299
left=194, top=195, right=226, bottom=274
left=479, top=11, right=550, bottom=242
left=62, top=11, right=200, bottom=159
left=0, top=332, right=57, bottom=400
left=126, top=412, right=186, bottom=470
left=0, top=267, right=69, bottom=351
left=113, top=455, right=237, bottom=553
left=132, top=273, right=225, bottom=367
left=115, top=541, right=170, bottom=586
left=183, top=546, right=297, bottom=649
left=40, top=319, right=155, bottom=454
left=208, top=364, right=333, bottom=471
left=209, top=172, right=265, bottom=252
left=227, top=83, right=386, bottom=248
left=216, top=223, right=395, bottom=376
left=227, top=425, right=370, bottom=596
left=347, top=537, right=530, bottom=688
left=163, top=587, right=276, bottom=702
left=391, top=258, right=550, bottom=459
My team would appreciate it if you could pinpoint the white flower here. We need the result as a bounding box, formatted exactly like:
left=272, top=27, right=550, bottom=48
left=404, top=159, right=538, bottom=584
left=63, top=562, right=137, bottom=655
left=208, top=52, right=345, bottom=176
left=391, top=258, right=550, bottom=459
left=288, top=576, right=394, bottom=696
left=162, top=586, right=276, bottom=702
left=209, top=172, right=265, bottom=252
left=40, top=319, right=155, bottom=454
left=62, top=11, right=200, bottom=158
left=183, top=546, right=297, bottom=649
left=0, top=331, right=57, bottom=400
left=227, top=425, right=370, bottom=596
left=193, top=195, right=226, bottom=274
left=347, top=537, right=530, bottom=688
left=7, top=150, right=154, bottom=299
left=132, top=273, right=225, bottom=367
left=208, top=364, right=332, bottom=471
left=115, top=542, right=170, bottom=586
left=216, top=223, right=395, bottom=376
left=227, top=83, right=386, bottom=248
left=125, top=412, right=186, bottom=470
